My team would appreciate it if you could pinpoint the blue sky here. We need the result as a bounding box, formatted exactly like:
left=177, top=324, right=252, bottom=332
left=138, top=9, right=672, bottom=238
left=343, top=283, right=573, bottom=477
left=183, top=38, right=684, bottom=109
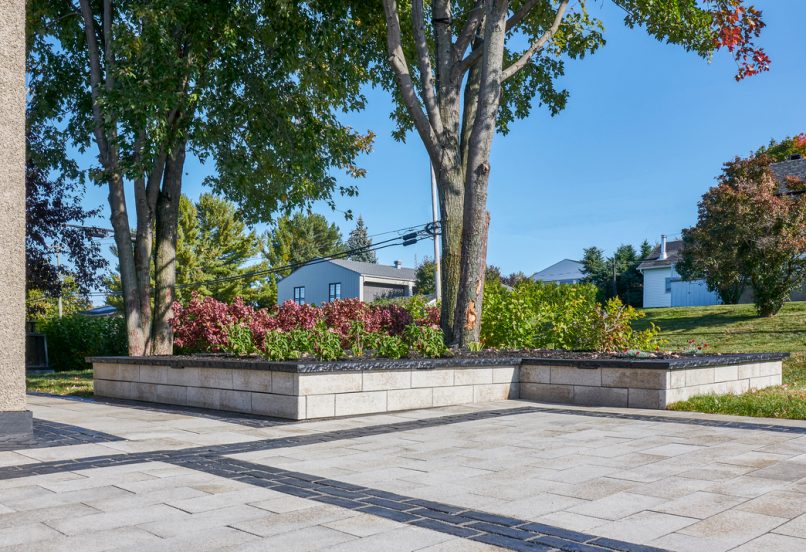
left=79, top=0, right=806, bottom=278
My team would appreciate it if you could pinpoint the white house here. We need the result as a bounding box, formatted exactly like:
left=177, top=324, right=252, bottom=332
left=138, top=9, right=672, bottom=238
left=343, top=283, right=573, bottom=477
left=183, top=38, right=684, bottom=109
left=530, top=259, right=584, bottom=284
left=277, top=259, right=417, bottom=305
left=637, top=236, right=721, bottom=308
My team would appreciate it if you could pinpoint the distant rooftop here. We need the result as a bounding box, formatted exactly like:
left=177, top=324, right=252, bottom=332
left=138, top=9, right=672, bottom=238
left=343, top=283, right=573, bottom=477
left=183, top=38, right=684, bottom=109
left=637, top=240, right=684, bottom=270
left=531, top=259, right=584, bottom=283
left=770, top=157, right=806, bottom=195
left=329, top=259, right=417, bottom=281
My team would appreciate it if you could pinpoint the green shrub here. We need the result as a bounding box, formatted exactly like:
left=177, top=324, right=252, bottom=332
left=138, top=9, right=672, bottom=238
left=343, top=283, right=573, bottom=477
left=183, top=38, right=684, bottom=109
left=367, top=333, right=410, bottom=359
left=403, top=324, right=448, bottom=357
left=310, top=322, right=344, bottom=361
left=220, top=323, right=259, bottom=356
left=263, top=329, right=312, bottom=361
left=481, top=280, right=661, bottom=352
left=41, top=315, right=127, bottom=371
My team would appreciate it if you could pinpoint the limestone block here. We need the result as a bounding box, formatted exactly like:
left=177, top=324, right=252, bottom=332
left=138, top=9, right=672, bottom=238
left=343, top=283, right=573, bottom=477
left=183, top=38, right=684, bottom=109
left=362, top=370, right=411, bottom=391
left=271, top=371, right=297, bottom=395
left=669, top=370, right=686, bottom=389
left=387, top=388, right=433, bottom=411
left=519, top=383, right=572, bottom=404
left=492, top=366, right=519, bottom=384
left=299, top=372, right=362, bottom=395
left=520, top=365, right=550, bottom=384
left=190, top=368, right=234, bottom=390
left=411, top=369, right=454, bottom=388
left=218, top=389, right=252, bottom=413
left=306, top=394, right=335, bottom=419
left=251, top=392, right=305, bottom=419
left=713, top=365, right=739, bottom=383
left=685, top=368, right=714, bottom=387
left=572, top=386, right=628, bottom=407
left=551, top=366, right=601, bottom=386
left=473, top=383, right=515, bottom=402
left=628, top=388, right=663, bottom=409
left=334, top=391, right=387, bottom=417
left=232, top=370, right=272, bottom=393
left=140, top=365, right=196, bottom=386
left=94, top=379, right=132, bottom=399
left=454, top=367, right=493, bottom=386
left=601, top=368, right=668, bottom=390
left=432, top=385, right=474, bottom=407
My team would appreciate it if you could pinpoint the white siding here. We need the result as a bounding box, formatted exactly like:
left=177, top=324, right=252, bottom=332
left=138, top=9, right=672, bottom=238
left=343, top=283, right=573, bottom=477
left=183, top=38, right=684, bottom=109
left=642, top=266, right=673, bottom=308
left=277, top=263, right=360, bottom=306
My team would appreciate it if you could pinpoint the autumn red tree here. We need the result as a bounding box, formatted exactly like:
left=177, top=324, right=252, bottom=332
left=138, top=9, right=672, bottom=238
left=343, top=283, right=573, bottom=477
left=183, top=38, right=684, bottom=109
left=681, top=154, right=806, bottom=316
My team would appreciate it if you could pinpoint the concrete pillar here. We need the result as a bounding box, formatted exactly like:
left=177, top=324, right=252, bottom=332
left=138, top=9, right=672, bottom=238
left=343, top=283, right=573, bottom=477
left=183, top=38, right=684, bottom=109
left=0, top=0, right=32, bottom=443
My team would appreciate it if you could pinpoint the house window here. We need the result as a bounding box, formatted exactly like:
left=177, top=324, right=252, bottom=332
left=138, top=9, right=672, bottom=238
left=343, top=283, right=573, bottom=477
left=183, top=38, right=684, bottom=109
left=293, top=286, right=305, bottom=305
left=328, top=282, right=341, bottom=302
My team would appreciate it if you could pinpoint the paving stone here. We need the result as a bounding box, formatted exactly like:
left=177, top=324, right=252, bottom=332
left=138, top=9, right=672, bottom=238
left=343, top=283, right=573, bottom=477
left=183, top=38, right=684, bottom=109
left=674, top=509, right=788, bottom=550
left=139, top=504, right=270, bottom=538
left=731, top=532, right=806, bottom=551
left=651, top=491, right=747, bottom=519
left=46, top=503, right=189, bottom=536
left=323, top=512, right=403, bottom=537
left=772, top=511, right=806, bottom=538
left=591, top=510, right=698, bottom=544
left=736, top=490, right=806, bottom=519
left=567, top=492, right=666, bottom=521
left=229, top=504, right=355, bottom=537
left=0, top=521, right=63, bottom=547
left=0, top=526, right=162, bottom=552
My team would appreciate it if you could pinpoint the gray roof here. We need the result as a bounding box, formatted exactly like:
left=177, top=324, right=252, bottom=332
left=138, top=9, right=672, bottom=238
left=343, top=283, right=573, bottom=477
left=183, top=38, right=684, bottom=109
left=637, top=240, right=684, bottom=270
left=770, top=157, right=806, bottom=195
left=329, top=259, right=417, bottom=281
left=531, top=259, right=584, bottom=282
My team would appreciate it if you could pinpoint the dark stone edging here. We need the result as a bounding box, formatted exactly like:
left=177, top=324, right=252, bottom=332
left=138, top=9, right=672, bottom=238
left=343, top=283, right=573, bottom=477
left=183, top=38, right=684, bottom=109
left=87, top=351, right=789, bottom=373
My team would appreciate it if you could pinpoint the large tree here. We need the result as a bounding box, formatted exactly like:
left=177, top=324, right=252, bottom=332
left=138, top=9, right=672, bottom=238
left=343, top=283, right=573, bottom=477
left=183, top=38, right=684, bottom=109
left=176, top=194, right=275, bottom=306
left=26, top=123, right=106, bottom=300
left=680, top=154, right=806, bottom=316
left=264, top=213, right=345, bottom=279
left=345, top=216, right=378, bottom=263
left=581, top=242, right=647, bottom=306
left=377, top=0, right=769, bottom=344
left=28, top=1, right=374, bottom=355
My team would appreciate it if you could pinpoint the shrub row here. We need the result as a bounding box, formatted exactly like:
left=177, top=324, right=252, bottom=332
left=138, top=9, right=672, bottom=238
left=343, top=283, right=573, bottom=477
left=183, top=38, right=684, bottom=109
left=171, top=294, right=445, bottom=360
left=41, top=315, right=127, bottom=371
left=481, top=279, right=661, bottom=352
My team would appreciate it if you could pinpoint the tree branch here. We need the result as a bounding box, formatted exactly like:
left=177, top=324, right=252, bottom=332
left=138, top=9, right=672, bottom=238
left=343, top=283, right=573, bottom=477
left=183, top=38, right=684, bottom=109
left=501, top=0, right=568, bottom=81
left=506, top=0, right=541, bottom=32
left=452, top=0, right=484, bottom=64
left=411, top=0, right=442, bottom=135
left=382, top=0, right=441, bottom=163
left=78, top=0, right=109, bottom=164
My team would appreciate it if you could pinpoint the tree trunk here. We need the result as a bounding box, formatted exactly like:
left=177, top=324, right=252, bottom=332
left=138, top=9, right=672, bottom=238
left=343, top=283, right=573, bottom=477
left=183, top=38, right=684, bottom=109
left=152, top=143, right=186, bottom=354
left=437, top=161, right=464, bottom=339
left=454, top=0, right=508, bottom=346
left=107, top=172, right=147, bottom=355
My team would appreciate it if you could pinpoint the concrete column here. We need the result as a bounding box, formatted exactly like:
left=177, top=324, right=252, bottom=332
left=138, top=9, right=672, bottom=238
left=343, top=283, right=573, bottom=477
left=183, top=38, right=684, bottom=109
left=0, top=0, right=32, bottom=442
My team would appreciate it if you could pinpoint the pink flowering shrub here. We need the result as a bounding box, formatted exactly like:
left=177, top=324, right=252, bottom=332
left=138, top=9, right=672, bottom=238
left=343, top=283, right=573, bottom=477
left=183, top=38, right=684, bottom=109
left=171, top=294, right=442, bottom=356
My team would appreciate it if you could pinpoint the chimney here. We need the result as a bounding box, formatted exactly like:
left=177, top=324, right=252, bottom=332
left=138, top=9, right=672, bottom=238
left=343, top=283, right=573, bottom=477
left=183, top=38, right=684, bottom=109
left=394, top=260, right=402, bottom=270
left=659, top=235, right=668, bottom=260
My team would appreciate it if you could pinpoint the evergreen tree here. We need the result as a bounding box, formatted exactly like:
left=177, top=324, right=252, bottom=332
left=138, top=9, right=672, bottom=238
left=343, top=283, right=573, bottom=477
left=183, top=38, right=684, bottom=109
left=414, top=258, right=436, bottom=296
left=345, top=216, right=377, bottom=263
left=265, top=213, right=344, bottom=278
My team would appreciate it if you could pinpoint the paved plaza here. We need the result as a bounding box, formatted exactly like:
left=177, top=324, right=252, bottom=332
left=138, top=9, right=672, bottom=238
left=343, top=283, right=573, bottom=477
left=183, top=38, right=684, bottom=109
left=1, top=396, right=806, bottom=551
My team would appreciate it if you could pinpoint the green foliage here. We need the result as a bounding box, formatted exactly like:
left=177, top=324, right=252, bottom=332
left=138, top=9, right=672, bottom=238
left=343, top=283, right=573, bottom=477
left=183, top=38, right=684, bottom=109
left=403, top=324, right=448, bottom=358
left=481, top=279, right=661, bottom=352
left=414, top=258, right=436, bottom=296
left=41, top=315, right=127, bottom=371
left=680, top=153, right=806, bottom=315
left=220, top=324, right=260, bottom=357
left=177, top=194, right=275, bottom=306
left=263, top=329, right=313, bottom=362
left=345, top=216, right=377, bottom=263
left=26, top=277, right=91, bottom=323
left=581, top=244, right=645, bottom=306
left=755, top=134, right=806, bottom=162
left=310, top=323, right=345, bottom=361
left=265, top=212, right=344, bottom=278
left=367, top=333, right=410, bottom=360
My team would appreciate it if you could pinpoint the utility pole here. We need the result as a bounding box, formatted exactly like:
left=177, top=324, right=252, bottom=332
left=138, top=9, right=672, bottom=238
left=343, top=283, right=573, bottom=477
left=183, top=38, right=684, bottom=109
left=430, top=163, right=442, bottom=302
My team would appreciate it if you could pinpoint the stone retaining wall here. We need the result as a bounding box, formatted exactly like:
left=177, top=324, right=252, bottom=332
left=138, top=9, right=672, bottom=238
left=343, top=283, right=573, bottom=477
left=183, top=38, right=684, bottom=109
left=90, top=354, right=786, bottom=420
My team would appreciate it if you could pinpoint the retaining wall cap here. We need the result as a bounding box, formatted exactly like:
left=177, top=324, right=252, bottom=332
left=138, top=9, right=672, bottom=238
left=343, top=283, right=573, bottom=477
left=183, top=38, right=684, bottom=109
left=86, top=352, right=789, bottom=373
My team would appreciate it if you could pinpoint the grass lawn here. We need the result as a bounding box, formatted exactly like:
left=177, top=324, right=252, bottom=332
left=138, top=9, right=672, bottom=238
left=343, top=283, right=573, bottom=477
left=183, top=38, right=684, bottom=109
left=637, top=301, right=806, bottom=420
left=27, top=369, right=93, bottom=398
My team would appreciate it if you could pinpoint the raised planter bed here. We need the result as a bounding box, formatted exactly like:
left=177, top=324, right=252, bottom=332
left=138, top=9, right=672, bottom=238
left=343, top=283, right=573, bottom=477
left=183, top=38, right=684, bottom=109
left=88, top=353, right=787, bottom=420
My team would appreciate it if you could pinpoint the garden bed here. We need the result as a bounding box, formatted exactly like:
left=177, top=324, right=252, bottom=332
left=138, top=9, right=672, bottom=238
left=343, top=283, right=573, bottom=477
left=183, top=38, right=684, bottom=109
left=88, top=352, right=787, bottom=420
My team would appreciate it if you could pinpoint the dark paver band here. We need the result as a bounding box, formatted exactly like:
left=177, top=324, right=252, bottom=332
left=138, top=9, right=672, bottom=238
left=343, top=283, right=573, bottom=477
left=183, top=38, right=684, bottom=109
left=4, top=403, right=805, bottom=479
left=176, top=455, right=669, bottom=552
